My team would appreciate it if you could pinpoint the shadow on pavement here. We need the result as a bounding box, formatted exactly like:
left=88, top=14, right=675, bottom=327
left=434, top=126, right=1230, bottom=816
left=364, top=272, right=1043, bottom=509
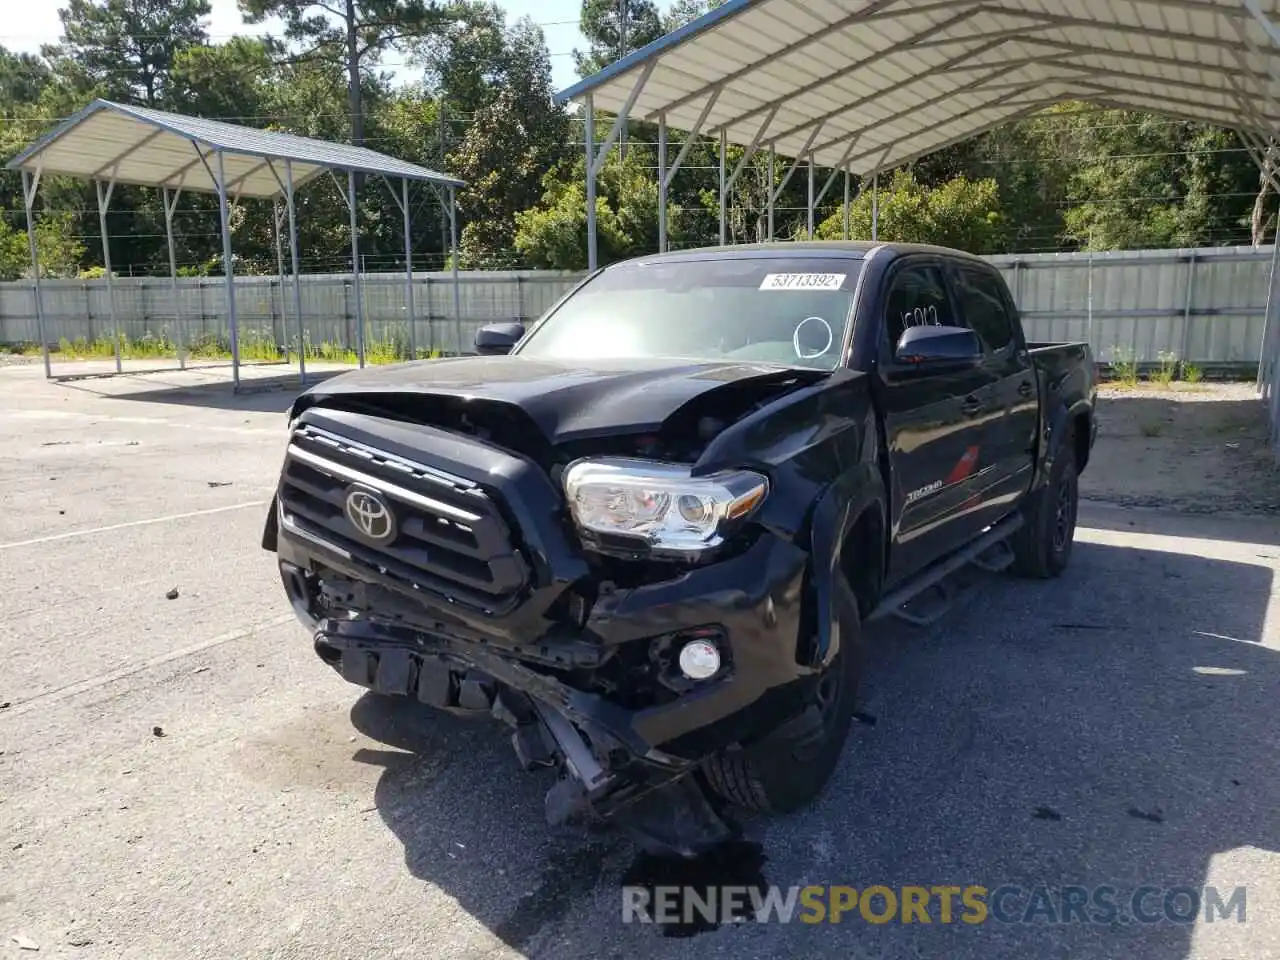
left=349, top=536, right=1279, bottom=959
left=56, top=369, right=345, bottom=413
left=347, top=694, right=624, bottom=955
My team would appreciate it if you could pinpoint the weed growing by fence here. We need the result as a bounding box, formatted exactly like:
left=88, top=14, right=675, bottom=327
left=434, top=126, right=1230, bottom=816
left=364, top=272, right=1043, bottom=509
left=13, top=329, right=442, bottom=366
left=1109, top=347, right=1140, bottom=387
left=1154, top=351, right=1178, bottom=387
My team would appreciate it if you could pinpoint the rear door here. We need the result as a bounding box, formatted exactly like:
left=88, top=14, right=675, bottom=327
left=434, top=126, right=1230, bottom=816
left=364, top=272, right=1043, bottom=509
left=947, top=262, right=1039, bottom=525
left=874, top=257, right=996, bottom=585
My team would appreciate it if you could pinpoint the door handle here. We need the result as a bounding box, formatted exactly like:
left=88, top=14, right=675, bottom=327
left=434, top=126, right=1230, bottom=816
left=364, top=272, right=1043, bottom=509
left=962, top=396, right=982, bottom=416
left=1017, top=380, right=1034, bottom=397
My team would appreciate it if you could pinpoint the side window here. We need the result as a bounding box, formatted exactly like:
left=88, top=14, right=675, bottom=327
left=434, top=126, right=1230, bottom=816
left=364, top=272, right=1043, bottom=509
left=885, top=263, right=954, bottom=348
left=953, top=267, right=1014, bottom=352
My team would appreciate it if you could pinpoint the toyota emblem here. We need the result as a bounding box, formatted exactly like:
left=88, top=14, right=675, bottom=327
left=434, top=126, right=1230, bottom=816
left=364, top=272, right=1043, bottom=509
left=344, top=487, right=396, bottom=542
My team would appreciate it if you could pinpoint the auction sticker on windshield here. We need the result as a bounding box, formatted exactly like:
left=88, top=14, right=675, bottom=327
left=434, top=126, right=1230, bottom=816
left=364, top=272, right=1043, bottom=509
left=759, top=273, right=847, bottom=291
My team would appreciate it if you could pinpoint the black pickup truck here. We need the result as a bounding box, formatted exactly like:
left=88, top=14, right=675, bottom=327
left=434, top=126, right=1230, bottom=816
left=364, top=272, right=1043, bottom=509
left=262, top=241, right=1096, bottom=854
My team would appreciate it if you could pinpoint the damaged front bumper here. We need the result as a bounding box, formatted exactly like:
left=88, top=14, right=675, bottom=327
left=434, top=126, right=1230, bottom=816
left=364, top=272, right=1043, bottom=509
left=278, top=530, right=817, bottom=853
left=269, top=408, right=819, bottom=853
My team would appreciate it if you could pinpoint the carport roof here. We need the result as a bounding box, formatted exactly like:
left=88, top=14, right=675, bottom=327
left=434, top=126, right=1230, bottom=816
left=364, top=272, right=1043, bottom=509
left=6, top=98, right=465, bottom=198
left=555, top=0, right=1280, bottom=176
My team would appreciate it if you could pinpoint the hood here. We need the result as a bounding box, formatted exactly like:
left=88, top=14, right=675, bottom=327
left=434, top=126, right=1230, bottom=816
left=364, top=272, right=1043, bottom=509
left=296, top=354, right=828, bottom=445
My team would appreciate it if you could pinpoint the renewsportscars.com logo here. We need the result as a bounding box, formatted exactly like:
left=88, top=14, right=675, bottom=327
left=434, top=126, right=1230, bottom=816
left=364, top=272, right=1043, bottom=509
left=622, top=884, right=1248, bottom=927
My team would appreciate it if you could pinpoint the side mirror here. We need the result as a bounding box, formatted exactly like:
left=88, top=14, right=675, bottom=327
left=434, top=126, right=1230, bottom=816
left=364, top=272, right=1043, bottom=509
left=894, top=324, right=982, bottom=365
left=474, top=322, right=525, bottom=356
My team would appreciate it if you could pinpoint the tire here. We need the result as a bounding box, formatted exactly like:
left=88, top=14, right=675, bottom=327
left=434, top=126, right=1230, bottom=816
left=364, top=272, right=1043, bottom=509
left=1011, top=432, right=1079, bottom=579
left=703, top=579, right=861, bottom=813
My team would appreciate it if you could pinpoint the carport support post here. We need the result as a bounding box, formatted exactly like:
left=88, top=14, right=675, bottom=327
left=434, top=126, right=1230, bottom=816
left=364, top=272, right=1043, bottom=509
left=1180, top=250, right=1196, bottom=370
left=842, top=166, right=851, bottom=240
left=273, top=199, right=286, bottom=354
left=585, top=94, right=597, bottom=271
left=657, top=114, right=667, bottom=253
left=449, top=185, right=462, bottom=355
left=403, top=177, right=417, bottom=360
left=1261, top=240, right=1280, bottom=393
left=871, top=172, right=879, bottom=241
left=1087, top=230, right=1096, bottom=354
left=161, top=186, right=186, bottom=370
left=283, top=159, right=306, bottom=386
left=1269, top=234, right=1280, bottom=447
left=348, top=170, right=365, bottom=368
left=21, top=169, right=51, bottom=380
left=96, top=179, right=122, bottom=373
left=214, top=150, right=241, bottom=389
left=806, top=155, right=815, bottom=239
left=718, top=128, right=727, bottom=246
left=767, top=146, right=775, bottom=241
left=1261, top=234, right=1280, bottom=393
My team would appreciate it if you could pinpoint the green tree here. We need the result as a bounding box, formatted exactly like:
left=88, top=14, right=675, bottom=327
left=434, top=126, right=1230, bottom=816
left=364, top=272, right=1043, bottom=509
left=0, top=213, right=86, bottom=281
left=169, top=36, right=274, bottom=120
left=663, top=0, right=727, bottom=31
left=515, top=155, right=679, bottom=269
left=43, top=0, right=212, bottom=106
left=0, top=46, right=52, bottom=104
left=419, top=1, right=505, bottom=118
left=1033, top=109, right=1252, bottom=251
left=451, top=17, right=569, bottom=266
left=238, top=0, right=457, bottom=146
left=815, top=169, right=1003, bottom=253
left=573, top=0, right=663, bottom=77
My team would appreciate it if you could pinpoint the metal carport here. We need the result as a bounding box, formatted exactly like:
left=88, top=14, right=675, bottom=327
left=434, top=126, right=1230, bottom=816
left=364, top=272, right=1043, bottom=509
left=555, top=0, right=1280, bottom=267
left=555, top=0, right=1280, bottom=455
left=7, top=98, right=465, bottom=390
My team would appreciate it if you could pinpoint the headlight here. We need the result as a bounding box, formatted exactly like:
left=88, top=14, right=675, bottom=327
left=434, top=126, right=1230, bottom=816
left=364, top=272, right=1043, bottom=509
left=563, top=458, right=768, bottom=554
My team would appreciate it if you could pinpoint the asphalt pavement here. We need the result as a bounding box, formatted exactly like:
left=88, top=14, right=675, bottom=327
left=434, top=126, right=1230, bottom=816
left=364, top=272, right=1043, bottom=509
left=1, top=360, right=1278, bottom=959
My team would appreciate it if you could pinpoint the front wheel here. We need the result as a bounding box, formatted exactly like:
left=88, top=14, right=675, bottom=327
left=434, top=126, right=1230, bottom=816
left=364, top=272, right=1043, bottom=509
left=703, top=580, right=861, bottom=813
left=1011, top=437, right=1079, bottom=579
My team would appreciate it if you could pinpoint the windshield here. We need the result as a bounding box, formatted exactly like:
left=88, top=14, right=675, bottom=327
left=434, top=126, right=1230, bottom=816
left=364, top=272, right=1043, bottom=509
left=514, top=257, right=862, bottom=371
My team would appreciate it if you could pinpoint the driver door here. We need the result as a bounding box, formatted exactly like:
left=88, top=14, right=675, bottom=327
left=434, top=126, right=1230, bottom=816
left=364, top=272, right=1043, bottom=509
left=873, top=258, right=995, bottom=585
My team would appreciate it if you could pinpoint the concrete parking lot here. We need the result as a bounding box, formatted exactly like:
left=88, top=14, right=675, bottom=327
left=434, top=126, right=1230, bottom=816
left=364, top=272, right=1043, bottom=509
left=2, top=359, right=1279, bottom=959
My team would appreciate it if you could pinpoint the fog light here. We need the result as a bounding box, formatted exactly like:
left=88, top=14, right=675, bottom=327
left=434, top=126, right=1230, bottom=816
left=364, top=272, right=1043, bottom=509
left=678, top=639, right=721, bottom=680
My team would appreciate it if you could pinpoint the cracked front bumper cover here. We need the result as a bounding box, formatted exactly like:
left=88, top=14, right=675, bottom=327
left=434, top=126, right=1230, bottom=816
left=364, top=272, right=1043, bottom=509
left=311, top=615, right=738, bottom=853
left=284, top=527, right=817, bottom=768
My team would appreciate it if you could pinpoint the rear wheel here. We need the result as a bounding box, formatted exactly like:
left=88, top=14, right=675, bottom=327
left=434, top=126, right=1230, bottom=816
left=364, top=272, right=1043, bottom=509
left=703, top=579, right=861, bottom=813
left=1011, top=433, right=1078, bottom=579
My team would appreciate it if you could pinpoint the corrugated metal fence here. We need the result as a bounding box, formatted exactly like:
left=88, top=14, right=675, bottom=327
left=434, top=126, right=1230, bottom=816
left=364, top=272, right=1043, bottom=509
left=0, top=270, right=583, bottom=360
left=992, top=246, right=1276, bottom=372
left=2, top=246, right=1276, bottom=371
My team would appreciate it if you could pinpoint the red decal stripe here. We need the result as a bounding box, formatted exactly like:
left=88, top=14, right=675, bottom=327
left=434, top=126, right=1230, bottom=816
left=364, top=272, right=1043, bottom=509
left=946, top=445, right=980, bottom=485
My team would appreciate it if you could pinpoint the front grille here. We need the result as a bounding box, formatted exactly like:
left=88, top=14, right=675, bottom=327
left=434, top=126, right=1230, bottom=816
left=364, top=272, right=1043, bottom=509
left=278, top=424, right=530, bottom=613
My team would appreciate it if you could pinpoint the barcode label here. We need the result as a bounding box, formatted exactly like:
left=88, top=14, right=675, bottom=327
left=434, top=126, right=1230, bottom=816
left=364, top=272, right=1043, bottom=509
left=759, top=273, right=847, bottom=291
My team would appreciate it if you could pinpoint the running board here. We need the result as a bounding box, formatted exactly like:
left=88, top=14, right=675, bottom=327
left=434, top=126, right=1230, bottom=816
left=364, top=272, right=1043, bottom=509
left=972, top=538, right=1016, bottom=573
left=866, top=514, right=1023, bottom=626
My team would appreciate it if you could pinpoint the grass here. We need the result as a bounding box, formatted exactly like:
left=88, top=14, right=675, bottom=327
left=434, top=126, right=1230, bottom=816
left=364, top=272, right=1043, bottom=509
left=7, top=329, right=444, bottom=365
left=1109, top=347, right=1140, bottom=388
left=1140, top=422, right=1165, bottom=438
left=3, top=342, right=44, bottom=357
left=1101, top=349, right=1212, bottom=388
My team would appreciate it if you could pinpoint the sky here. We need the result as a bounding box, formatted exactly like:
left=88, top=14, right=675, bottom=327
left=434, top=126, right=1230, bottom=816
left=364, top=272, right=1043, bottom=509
left=7, top=0, right=678, bottom=94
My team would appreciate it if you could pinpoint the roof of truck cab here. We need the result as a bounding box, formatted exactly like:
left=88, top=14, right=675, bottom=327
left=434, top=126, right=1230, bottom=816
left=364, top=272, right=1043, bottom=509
left=620, top=240, right=992, bottom=265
